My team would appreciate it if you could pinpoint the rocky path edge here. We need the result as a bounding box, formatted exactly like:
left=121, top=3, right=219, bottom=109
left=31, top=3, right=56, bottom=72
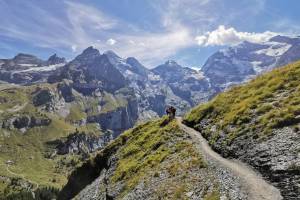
left=178, top=118, right=282, bottom=200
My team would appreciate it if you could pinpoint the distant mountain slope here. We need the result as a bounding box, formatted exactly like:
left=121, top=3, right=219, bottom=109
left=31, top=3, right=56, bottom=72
left=1, top=35, right=300, bottom=122
left=184, top=60, right=300, bottom=199
left=0, top=53, right=66, bottom=84
left=0, top=84, right=87, bottom=197
left=152, top=60, right=213, bottom=106
left=202, top=35, right=300, bottom=90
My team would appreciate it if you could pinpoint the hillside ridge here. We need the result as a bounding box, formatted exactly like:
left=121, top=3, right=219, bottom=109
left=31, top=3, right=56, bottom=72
left=184, top=59, right=300, bottom=199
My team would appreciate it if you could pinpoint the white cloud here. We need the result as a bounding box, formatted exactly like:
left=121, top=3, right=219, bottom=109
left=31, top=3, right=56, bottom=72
left=71, top=45, right=77, bottom=52
left=195, top=25, right=277, bottom=46
left=106, top=38, right=117, bottom=45
left=0, top=0, right=291, bottom=68
left=65, top=1, right=117, bottom=31
left=0, top=1, right=118, bottom=55
left=128, top=40, right=135, bottom=45
left=0, top=1, right=195, bottom=67
left=111, top=26, right=193, bottom=67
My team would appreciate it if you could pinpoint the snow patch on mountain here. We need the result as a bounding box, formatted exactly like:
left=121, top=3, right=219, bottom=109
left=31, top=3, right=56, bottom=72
left=18, top=63, right=65, bottom=72
left=255, top=42, right=291, bottom=57
left=18, top=64, right=39, bottom=67
left=251, top=61, right=263, bottom=73
left=202, top=35, right=300, bottom=90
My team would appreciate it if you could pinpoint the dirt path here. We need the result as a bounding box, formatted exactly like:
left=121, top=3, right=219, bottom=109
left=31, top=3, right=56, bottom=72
left=5, top=164, right=39, bottom=191
left=178, top=119, right=282, bottom=200
left=0, top=83, right=19, bottom=91
left=7, top=103, right=28, bottom=113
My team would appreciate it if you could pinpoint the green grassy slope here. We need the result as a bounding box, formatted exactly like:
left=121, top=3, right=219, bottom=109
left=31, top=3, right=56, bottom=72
left=184, top=60, right=300, bottom=145
left=0, top=81, right=137, bottom=199
left=0, top=84, right=101, bottom=198
left=59, top=117, right=221, bottom=200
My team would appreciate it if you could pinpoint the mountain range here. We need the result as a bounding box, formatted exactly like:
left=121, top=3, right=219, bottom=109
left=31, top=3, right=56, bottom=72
left=1, top=35, right=300, bottom=130
left=1, top=35, right=300, bottom=199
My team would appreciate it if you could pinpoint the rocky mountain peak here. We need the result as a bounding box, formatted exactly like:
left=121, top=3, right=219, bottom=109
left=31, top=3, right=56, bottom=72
left=73, top=46, right=101, bottom=64
left=202, top=35, right=300, bottom=90
left=104, top=50, right=120, bottom=59
left=165, top=60, right=180, bottom=67
left=82, top=46, right=100, bottom=55
left=126, top=57, right=148, bottom=76
left=103, top=50, right=123, bottom=65
left=13, top=53, right=36, bottom=59
left=102, top=51, right=149, bottom=78
left=152, top=60, right=184, bottom=77
left=269, top=35, right=296, bottom=44
left=126, top=57, right=139, bottom=64
left=12, top=53, right=43, bottom=65
left=47, top=53, right=66, bottom=65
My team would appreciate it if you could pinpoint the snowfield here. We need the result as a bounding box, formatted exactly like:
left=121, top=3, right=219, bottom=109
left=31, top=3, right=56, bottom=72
left=18, top=63, right=65, bottom=72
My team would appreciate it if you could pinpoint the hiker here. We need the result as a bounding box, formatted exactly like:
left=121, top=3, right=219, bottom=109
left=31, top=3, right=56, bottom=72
left=166, top=106, right=176, bottom=119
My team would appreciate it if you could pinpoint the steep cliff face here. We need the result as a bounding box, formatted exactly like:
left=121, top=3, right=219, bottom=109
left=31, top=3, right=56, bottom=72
left=184, top=60, right=300, bottom=199
left=54, top=131, right=113, bottom=156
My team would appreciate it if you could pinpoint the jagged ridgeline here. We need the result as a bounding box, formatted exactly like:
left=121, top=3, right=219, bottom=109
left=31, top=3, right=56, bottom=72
left=58, top=117, right=225, bottom=199
left=184, top=60, right=300, bottom=199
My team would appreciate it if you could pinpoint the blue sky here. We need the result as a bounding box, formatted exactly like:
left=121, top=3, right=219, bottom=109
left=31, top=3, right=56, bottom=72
left=0, top=0, right=299, bottom=68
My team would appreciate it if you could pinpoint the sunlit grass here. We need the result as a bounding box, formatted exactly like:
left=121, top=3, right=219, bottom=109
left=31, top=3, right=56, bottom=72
left=184, top=60, right=300, bottom=143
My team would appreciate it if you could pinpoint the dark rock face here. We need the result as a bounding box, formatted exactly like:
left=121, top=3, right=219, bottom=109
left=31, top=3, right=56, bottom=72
left=87, top=98, right=138, bottom=136
left=86, top=55, right=127, bottom=92
left=1, top=115, right=51, bottom=130
left=46, top=54, right=66, bottom=65
left=152, top=60, right=214, bottom=107
left=55, top=132, right=113, bottom=155
left=33, top=89, right=54, bottom=107
left=32, top=88, right=65, bottom=112
left=51, top=48, right=127, bottom=95
left=152, top=60, right=189, bottom=83
left=58, top=145, right=115, bottom=200
left=146, top=95, right=166, bottom=116
left=241, top=129, right=300, bottom=199
left=71, top=46, right=101, bottom=65
left=231, top=129, right=300, bottom=200
left=190, top=120, right=300, bottom=200
left=12, top=53, right=43, bottom=66
left=57, top=82, right=75, bottom=102
left=0, top=71, right=41, bottom=84
left=125, top=57, right=148, bottom=76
